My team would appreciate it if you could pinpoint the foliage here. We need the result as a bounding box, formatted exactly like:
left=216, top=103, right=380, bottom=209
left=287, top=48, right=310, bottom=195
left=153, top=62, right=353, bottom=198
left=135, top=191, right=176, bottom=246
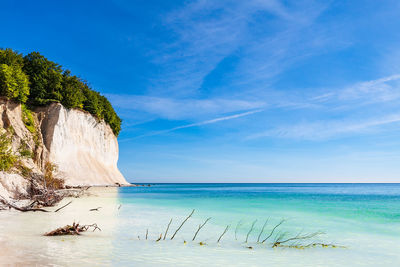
left=21, top=104, right=36, bottom=133
left=0, top=131, right=17, bottom=171
left=44, top=162, right=64, bottom=190
left=23, top=52, right=63, bottom=104
left=0, top=64, right=30, bottom=103
left=0, top=48, right=121, bottom=136
left=18, top=140, right=33, bottom=158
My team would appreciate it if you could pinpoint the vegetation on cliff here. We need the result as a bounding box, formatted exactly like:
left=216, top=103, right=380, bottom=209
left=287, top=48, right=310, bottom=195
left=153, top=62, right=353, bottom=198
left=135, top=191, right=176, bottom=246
left=0, top=48, right=121, bottom=136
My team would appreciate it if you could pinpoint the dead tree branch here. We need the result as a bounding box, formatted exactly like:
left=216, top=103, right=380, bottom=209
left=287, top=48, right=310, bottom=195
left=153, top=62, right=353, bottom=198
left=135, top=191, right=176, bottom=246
left=0, top=196, right=49, bottom=212
left=192, top=217, right=211, bottom=241
left=261, top=219, right=285, bottom=243
left=54, top=201, right=72, bottom=212
left=257, top=219, right=269, bottom=243
left=245, top=220, right=257, bottom=243
left=89, top=207, right=102, bottom=211
left=272, top=231, right=325, bottom=248
left=235, top=219, right=244, bottom=240
left=217, top=225, right=230, bottom=243
left=163, top=218, right=172, bottom=240
left=44, top=222, right=101, bottom=236
left=170, top=209, right=195, bottom=240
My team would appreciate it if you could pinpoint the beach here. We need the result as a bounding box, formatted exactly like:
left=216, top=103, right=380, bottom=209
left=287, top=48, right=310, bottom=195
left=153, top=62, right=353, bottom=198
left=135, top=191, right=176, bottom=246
left=1, top=184, right=399, bottom=266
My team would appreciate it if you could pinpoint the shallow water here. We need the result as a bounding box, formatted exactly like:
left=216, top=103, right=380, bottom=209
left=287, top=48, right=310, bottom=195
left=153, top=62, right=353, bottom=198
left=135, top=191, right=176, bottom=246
left=1, top=184, right=400, bottom=266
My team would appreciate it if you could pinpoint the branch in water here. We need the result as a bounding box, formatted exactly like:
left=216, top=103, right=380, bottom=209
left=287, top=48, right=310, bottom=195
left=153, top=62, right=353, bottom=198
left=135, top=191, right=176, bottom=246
left=171, top=209, right=195, bottom=240
left=192, top=217, right=211, bottom=241
left=217, top=225, right=230, bottom=243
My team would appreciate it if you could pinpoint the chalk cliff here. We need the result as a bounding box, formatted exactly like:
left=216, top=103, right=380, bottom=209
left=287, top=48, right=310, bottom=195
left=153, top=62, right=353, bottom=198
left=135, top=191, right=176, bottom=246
left=0, top=97, right=127, bottom=199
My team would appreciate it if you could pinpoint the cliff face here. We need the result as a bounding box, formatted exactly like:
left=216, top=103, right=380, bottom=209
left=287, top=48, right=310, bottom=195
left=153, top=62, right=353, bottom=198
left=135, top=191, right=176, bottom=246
left=37, top=103, right=126, bottom=186
left=0, top=98, right=127, bottom=199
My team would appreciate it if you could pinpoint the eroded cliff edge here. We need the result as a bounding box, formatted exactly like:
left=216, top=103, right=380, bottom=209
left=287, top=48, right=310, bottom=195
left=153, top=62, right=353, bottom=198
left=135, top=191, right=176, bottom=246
left=0, top=97, right=127, bottom=199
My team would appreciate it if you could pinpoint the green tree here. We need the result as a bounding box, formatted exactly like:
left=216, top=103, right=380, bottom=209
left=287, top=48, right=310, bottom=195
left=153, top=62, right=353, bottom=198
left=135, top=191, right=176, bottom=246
left=0, top=48, right=24, bottom=68
left=23, top=52, right=63, bottom=104
left=61, top=71, right=85, bottom=109
left=0, top=64, right=30, bottom=103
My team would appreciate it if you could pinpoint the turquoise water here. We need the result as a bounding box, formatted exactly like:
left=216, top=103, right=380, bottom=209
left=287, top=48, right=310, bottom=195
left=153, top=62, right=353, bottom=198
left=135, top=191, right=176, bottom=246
left=2, top=184, right=399, bottom=266
left=119, top=183, right=400, bottom=232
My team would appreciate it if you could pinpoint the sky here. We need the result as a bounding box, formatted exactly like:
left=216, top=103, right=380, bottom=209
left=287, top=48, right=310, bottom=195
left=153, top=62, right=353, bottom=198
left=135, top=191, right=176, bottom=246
left=1, top=0, right=400, bottom=183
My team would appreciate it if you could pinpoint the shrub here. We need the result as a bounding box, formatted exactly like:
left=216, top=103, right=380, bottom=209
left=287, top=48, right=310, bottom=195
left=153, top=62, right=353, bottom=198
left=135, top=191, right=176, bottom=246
left=44, top=162, right=64, bottom=190
left=0, top=131, right=17, bottom=171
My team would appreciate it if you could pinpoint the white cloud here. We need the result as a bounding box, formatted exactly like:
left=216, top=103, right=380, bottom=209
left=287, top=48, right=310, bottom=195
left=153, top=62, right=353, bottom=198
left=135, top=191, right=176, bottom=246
left=121, top=109, right=263, bottom=140
left=107, top=94, right=265, bottom=120
left=248, top=113, right=400, bottom=140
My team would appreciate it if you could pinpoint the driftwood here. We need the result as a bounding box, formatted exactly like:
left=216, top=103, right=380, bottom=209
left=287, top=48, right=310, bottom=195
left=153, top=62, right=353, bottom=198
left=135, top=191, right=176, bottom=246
left=192, top=217, right=211, bottom=241
left=89, top=207, right=101, bottom=211
left=44, top=223, right=101, bottom=236
left=245, top=220, right=257, bottom=243
left=170, top=209, right=195, bottom=240
left=156, top=234, right=162, bottom=242
left=217, top=225, right=230, bottom=243
left=257, top=219, right=269, bottom=242
left=235, top=219, right=244, bottom=240
left=54, top=201, right=72, bottom=212
left=262, top=219, right=285, bottom=243
left=272, top=231, right=324, bottom=248
left=163, top=218, right=172, bottom=240
left=0, top=196, right=49, bottom=212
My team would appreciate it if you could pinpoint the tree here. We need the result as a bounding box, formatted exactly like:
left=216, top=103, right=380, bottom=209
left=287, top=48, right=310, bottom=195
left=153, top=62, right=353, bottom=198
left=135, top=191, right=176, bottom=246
left=23, top=52, right=63, bottom=104
left=0, top=64, right=30, bottom=103
left=60, top=71, right=85, bottom=109
left=0, top=48, right=24, bottom=68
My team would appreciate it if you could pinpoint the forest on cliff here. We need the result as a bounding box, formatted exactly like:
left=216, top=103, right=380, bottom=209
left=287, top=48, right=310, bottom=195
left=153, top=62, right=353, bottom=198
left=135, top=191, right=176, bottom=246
left=0, top=48, right=121, bottom=135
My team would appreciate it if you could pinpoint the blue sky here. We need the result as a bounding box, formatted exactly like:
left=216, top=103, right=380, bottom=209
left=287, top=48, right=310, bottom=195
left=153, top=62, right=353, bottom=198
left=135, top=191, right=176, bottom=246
left=2, top=0, right=400, bottom=182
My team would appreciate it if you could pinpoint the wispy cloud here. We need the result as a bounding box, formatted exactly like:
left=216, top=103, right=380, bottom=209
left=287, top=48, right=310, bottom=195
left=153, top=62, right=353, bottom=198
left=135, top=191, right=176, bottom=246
left=121, top=109, right=263, bottom=140
left=107, top=94, right=265, bottom=120
left=248, top=113, right=400, bottom=140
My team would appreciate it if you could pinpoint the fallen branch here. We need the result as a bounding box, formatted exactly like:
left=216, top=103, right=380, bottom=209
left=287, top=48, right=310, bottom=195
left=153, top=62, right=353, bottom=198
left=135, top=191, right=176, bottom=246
left=44, top=222, right=101, bottom=236
left=54, top=201, right=72, bottom=212
left=171, top=209, right=195, bottom=240
left=156, top=234, right=162, bottom=242
left=192, top=217, right=211, bottom=241
left=163, top=218, right=172, bottom=240
left=245, top=220, right=257, bottom=243
left=217, top=225, right=230, bottom=243
left=257, top=219, right=269, bottom=243
left=0, top=196, right=49, bottom=212
left=262, top=219, right=285, bottom=243
left=272, top=231, right=324, bottom=248
left=235, top=219, right=244, bottom=240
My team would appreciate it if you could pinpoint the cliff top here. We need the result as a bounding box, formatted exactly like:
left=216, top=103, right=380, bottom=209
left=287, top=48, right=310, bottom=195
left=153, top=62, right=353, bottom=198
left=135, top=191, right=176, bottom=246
left=0, top=48, right=121, bottom=136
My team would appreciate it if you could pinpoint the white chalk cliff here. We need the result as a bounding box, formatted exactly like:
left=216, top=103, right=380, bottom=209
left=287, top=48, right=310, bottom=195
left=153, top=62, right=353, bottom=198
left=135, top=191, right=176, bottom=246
left=38, top=103, right=127, bottom=186
left=0, top=98, right=127, bottom=199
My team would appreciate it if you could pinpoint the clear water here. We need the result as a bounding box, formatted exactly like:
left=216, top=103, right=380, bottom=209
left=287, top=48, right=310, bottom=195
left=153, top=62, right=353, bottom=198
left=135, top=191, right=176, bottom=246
left=1, top=184, right=400, bottom=266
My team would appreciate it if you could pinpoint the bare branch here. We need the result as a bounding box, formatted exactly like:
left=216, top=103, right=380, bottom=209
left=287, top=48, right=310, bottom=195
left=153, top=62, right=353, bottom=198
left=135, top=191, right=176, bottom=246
left=54, top=201, right=72, bottom=212
left=245, top=220, right=257, bottom=243
left=217, top=225, right=230, bottom=243
left=163, top=218, right=172, bottom=240
left=192, top=217, right=211, bottom=241
left=171, top=209, right=195, bottom=240
left=262, top=219, right=285, bottom=243
left=273, top=231, right=325, bottom=247
left=257, top=219, right=269, bottom=243
left=235, top=219, right=244, bottom=240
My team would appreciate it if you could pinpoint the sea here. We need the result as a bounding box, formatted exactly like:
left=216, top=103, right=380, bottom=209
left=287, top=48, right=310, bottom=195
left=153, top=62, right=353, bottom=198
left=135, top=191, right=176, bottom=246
left=1, top=183, right=399, bottom=266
